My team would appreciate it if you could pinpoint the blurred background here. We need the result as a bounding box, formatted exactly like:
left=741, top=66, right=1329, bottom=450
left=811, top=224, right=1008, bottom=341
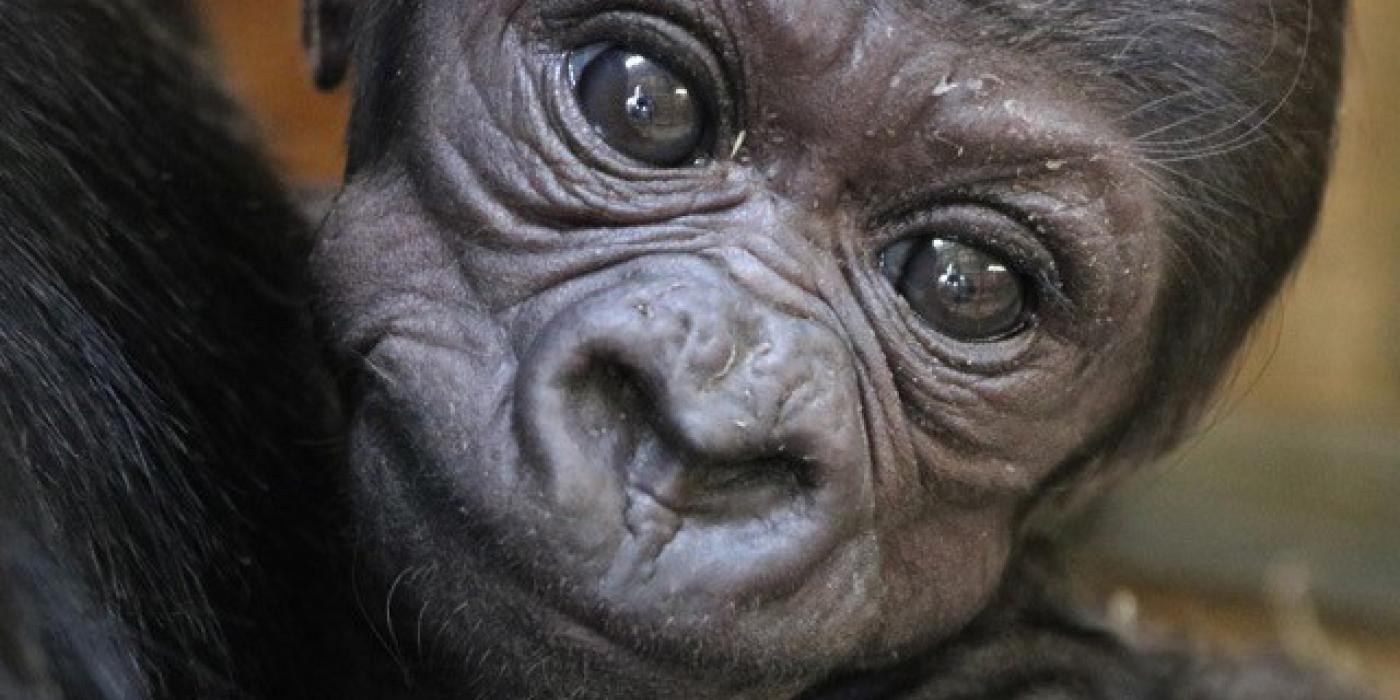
left=196, top=1, right=1400, bottom=695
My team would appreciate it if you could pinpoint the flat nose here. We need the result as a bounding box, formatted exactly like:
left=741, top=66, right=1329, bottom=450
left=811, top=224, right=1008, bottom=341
left=516, top=275, right=869, bottom=523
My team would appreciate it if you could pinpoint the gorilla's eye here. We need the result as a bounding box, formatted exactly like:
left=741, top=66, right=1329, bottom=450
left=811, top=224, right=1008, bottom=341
left=569, top=44, right=707, bottom=166
left=880, top=238, right=1030, bottom=341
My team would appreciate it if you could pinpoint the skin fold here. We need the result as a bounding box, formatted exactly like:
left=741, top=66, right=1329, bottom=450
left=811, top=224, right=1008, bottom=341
left=0, top=0, right=1352, bottom=698
left=303, top=0, right=1349, bottom=696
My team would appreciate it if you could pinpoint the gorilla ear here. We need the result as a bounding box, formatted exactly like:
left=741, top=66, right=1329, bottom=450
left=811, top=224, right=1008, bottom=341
left=303, top=0, right=357, bottom=91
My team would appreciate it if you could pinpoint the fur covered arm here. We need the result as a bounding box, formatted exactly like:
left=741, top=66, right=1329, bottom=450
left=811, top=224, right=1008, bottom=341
left=805, top=544, right=1376, bottom=700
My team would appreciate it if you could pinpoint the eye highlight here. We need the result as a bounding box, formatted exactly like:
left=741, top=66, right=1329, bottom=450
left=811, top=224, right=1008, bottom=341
left=569, top=44, right=709, bottom=167
left=880, top=238, right=1031, bottom=342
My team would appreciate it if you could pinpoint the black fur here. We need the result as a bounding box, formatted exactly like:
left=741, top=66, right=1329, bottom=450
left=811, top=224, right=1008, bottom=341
left=0, top=0, right=341, bottom=696
left=804, top=543, right=1374, bottom=699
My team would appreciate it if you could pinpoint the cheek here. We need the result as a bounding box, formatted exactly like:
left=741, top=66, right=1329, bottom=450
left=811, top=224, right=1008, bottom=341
left=871, top=507, right=1019, bottom=659
left=902, top=318, right=1158, bottom=510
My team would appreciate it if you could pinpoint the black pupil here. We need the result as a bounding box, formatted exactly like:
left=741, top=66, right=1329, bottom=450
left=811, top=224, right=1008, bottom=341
left=571, top=45, right=705, bottom=166
left=880, top=238, right=1027, bottom=341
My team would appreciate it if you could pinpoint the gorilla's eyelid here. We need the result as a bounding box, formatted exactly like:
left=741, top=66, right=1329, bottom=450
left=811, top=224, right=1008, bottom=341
left=540, top=0, right=716, bottom=47
left=873, top=203, right=1079, bottom=320
left=566, top=43, right=611, bottom=86
left=550, top=18, right=739, bottom=172
left=865, top=165, right=1095, bottom=227
left=542, top=3, right=741, bottom=132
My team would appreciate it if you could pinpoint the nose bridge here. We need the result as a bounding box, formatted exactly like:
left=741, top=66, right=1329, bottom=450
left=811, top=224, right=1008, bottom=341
left=759, top=148, right=849, bottom=217
left=657, top=282, right=848, bottom=459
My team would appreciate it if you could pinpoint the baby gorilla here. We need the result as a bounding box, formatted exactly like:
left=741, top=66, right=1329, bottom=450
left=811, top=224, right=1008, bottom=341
left=305, top=0, right=1357, bottom=697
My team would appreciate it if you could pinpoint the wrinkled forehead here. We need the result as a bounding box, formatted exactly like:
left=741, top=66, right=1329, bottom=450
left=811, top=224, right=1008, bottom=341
left=395, top=0, right=1299, bottom=57
left=380, top=0, right=1116, bottom=124
left=542, top=0, right=956, bottom=70
left=351, top=0, right=1323, bottom=177
left=366, top=0, right=1318, bottom=69
left=409, top=0, right=1034, bottom=60
left=381, top=0, right=1302, bottom=110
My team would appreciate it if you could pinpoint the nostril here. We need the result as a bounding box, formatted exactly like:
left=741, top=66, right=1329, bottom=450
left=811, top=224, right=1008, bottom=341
left=677, top=455, right=821, bottom=519
left=557, top=358, right=650, bottom=450
left=561, top=353, right=821, bottom=518
left=688, top=456, right=818, bottom=494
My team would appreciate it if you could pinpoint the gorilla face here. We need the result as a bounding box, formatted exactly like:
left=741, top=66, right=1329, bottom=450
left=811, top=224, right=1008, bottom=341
left=312, top=0, right=1169, bottom=694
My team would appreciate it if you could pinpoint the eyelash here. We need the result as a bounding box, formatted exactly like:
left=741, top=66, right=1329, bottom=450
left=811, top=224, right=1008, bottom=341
left=873, top=203, right=1072, bottom=317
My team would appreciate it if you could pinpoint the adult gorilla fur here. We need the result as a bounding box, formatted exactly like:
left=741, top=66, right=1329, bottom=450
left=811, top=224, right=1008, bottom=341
left=0, top=1, right=337, bottom=697
left=0, top=0, right=1373, bottom=698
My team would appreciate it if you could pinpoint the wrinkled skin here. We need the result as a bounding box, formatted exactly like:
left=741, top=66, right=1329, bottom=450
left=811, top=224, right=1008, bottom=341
left=0, top=0, right=1350, bottom=697
left=305, top=0, right=1344, bottom=697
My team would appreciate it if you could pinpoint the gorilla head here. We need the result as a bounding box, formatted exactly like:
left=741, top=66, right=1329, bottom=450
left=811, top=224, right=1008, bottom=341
left=303, top=0, right=1343, bottom=696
